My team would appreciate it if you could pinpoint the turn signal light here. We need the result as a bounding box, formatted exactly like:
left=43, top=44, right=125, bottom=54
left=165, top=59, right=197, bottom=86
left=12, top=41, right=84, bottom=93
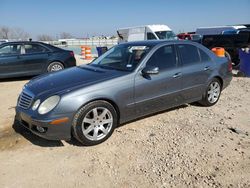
left=50, top=117, right=69, bottom=125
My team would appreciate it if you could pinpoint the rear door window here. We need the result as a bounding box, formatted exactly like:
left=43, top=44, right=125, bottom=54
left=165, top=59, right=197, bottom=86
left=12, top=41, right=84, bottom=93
left=177, top=44, right=200, bottom=65
left=146, top=45, right=177, bottom=71
left=24, top=44, right=48, bottom=54
left=0, top=44, right=21, bottom=56
left=199, top=48, right=211, bottom=62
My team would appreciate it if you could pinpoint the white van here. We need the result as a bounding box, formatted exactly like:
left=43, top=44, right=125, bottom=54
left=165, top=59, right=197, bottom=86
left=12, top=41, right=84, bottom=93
left=196, top=25, right=246, bottom=36
left=117, top=24, right=177, bottom=43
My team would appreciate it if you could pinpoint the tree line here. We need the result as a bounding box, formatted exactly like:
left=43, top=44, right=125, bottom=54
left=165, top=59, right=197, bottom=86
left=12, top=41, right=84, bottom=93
left=0, top=26, right=73, bottom=41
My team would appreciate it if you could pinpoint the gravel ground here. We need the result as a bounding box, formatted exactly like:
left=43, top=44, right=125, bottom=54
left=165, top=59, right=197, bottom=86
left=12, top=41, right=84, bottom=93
left=0, top=62, right=249, bottom=187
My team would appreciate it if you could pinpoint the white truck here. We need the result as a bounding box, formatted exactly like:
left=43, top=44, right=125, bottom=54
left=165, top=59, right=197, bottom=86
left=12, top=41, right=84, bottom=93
left=117, top=24, right=177, bottom=43
left=196, top=25, right=246, bottom=36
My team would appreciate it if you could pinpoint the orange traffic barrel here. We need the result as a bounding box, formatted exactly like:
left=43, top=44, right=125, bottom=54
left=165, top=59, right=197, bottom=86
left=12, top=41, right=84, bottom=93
left=211, top=47, right=225, bottom=57
left=80, top=46, right=92, bottom=60
left=85, top=46, right=92, bottom=60
left=80, top=45, right=86, bottom=59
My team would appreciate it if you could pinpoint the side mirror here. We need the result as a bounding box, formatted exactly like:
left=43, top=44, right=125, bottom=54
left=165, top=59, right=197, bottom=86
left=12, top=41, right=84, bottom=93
left=142, top=66, right=159, bottom=75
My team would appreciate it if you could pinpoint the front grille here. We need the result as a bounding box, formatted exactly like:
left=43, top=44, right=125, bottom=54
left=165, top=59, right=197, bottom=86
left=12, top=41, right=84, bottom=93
left=18, top=91, right=34, bottom=109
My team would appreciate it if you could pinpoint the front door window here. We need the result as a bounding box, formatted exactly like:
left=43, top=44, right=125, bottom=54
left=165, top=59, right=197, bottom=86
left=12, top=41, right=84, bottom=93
left=0, top=44, right=22, bottom=56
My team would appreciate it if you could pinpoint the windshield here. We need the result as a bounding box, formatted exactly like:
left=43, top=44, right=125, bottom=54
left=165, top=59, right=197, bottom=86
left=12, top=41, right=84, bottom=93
left=155, top=31, right=177, bottom=40
left=89, top=45, right=152, bottom=71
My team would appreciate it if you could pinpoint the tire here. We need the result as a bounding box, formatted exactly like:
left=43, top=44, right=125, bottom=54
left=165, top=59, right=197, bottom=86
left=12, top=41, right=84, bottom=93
left=72, top=100, right=118, bottom=146
left=47, top=62, right=64, bottom=72
left=199, top=78, right=222, bottom=107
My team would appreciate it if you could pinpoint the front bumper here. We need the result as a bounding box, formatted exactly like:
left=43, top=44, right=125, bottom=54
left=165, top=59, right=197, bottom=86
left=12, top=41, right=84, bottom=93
left=15, top=107, right=73, bottom=141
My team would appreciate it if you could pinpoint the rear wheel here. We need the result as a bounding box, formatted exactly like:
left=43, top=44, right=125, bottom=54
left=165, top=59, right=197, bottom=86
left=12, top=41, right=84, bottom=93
left=72, top=100, right=118, bottom=146
left=199, top=78, right=222, bottom=106
left=47, top=62, right=64, bottom=72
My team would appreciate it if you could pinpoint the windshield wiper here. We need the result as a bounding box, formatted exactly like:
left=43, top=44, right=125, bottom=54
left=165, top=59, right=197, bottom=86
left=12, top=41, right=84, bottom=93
left=95, top=64, right=129, bottom=72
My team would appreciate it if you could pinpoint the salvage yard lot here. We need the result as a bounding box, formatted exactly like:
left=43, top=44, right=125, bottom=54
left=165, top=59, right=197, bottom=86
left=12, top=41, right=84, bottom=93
left=0, top=69, right=250, bottom=187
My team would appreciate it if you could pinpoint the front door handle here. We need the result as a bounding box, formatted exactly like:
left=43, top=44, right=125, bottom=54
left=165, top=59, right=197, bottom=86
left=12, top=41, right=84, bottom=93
left=173, top=72, right=182, bottom=78
left=204, top=66, right=210, bottom=71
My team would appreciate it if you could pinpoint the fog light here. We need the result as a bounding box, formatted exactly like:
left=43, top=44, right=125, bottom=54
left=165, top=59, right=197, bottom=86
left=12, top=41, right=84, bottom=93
left=36, top=126, right=46, bottom=133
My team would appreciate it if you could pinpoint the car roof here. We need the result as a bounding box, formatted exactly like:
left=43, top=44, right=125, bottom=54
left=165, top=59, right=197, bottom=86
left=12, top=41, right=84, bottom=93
left=0, top=41, right=63, bottom=51
left=0, top=41, right=47, bottom=45
left=119, top=40, right=213, bottom=57
left=119, top=40, right=199, bottom=47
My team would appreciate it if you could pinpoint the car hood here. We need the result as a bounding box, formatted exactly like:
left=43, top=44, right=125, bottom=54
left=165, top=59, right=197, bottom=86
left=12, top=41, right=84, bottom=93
left=26, top=65, right=128, bottom=96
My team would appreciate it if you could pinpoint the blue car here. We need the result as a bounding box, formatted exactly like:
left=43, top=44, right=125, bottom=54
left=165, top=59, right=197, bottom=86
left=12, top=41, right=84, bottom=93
left=0, top=41, right=76, bottom=78
left=15, top=40, right=232, bottom=145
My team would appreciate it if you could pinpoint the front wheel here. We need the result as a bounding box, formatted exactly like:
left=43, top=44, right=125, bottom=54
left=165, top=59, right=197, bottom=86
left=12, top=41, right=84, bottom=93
left=199, top=78, right=222, bottom=106
left=72, top=100, right=118, bottom=146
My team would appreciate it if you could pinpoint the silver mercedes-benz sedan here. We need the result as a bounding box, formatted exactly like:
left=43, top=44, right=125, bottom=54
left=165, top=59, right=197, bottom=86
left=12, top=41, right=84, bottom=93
left=15, top=40, right=232, bottom=145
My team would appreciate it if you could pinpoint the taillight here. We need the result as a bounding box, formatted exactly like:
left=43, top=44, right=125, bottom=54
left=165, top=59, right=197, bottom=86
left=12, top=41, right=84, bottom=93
left=228, top=61, right=233, bottom=72
left=70, top=51, right=74, bottom=57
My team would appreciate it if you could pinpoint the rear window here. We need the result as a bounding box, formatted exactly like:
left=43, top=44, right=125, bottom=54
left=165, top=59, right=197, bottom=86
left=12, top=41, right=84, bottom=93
left=177, top=44, right=200, bottom=65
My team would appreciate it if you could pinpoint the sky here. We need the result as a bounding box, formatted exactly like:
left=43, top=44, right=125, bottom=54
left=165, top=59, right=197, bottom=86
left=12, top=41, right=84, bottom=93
left=0, top=0, right=250, bottom=39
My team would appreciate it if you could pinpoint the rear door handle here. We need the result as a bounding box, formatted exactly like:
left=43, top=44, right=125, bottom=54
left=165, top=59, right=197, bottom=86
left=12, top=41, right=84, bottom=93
left=173, top=72, right=182, bottom=78
left=204, top=66, right=210, bottom=71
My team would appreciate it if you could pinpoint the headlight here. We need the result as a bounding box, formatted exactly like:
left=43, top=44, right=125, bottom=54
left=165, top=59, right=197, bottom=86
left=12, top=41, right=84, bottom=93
left=32, top=99, right=41, bottom=111
left=38, top=95, right=60, bottom=115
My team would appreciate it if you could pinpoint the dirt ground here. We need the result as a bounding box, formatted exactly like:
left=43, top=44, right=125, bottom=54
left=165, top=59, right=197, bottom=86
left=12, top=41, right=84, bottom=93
left=0, top=58, right=250, bottom=187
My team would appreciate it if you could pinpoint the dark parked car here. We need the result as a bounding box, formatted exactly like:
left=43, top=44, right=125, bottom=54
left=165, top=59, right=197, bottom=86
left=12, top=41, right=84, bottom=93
left=15, top=40, right=232, bottom=145
left=201, top=31, right=250, bottom=67
left=0, top=41, right=76, bottom=78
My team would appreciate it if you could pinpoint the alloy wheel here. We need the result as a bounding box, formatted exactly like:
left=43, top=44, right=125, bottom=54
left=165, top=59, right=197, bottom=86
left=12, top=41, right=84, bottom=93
left=207, top=81, right=221, bottom=104
left=81, top=107, right=113, bottom=141
left=51, top=64, right=63, bottom=72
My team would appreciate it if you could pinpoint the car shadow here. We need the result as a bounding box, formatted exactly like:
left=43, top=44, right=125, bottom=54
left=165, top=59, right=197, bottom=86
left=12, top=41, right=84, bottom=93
left=0, top=76, right=33, bottom=82
left=66, top=137, right=85, bottom=147
left=189, top=102, right=204, bottom=107
left=65, top=105, right=190, bottom=146
left=12, top=120, right=64, bottom=147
